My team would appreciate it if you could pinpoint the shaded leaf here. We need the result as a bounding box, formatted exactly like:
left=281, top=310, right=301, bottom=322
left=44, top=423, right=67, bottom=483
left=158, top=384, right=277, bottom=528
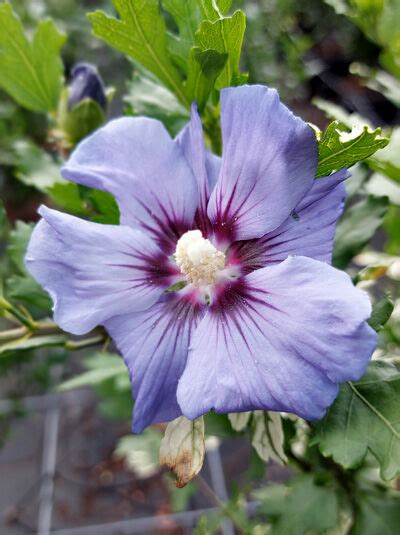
left=314, top=361, right=400, bottom=480
left=124, top=71, right=188, bottom=135
left=160, top=416, right=205, bottom=487
left=6, top=221, right=52, bottom=310
left=352, top=492, right=400, bottom=535
left=316, top=121, right=389, bottom=177
left=0, top=2, right=65, bottom=112
left=7, top=221, right=32, bottom=273
left=333, top=195, right=389, bottom=269
left=163, top=0, right=202, bottom=71
left=58, top=353, right=126, bottom=390
left=12, top=140, right=86, bottom=215
left=13, top=140, right=62, bottom=191
left=368, top=296, right=394, bottom=332
left=254, top=474, right=339, bottom=535
left=6, top=274, right=52, bottom=310
left=88, top=0, right=188, bottom=106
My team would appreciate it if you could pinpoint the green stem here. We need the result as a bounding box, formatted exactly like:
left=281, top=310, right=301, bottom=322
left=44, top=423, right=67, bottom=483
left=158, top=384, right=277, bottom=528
left=0, top=326, right=28, bottom=342
left=0, top=301, right=106, bottom=350
left=65, top=335, right=105, bottom=351
left=0, top=297, right=36, bottom=330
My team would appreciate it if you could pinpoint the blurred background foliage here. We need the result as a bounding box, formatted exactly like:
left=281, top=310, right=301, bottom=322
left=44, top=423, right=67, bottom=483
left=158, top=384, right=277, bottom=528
left=0, top=0, right=399, bottom=533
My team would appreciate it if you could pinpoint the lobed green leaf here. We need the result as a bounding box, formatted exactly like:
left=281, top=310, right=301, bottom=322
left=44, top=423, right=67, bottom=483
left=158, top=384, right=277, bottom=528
left=314, top=361, right=400, bottom=481
left=88, top=0, right=188, bottom=106
left=163, top=0, right=202, bottom=71
left=316, top=121, right=389, bottom=177
left=352, top=492, right=400, bottom=535
left=195, top=9, right=246, bottom=89
left=255, top=474, right=339, bottom=535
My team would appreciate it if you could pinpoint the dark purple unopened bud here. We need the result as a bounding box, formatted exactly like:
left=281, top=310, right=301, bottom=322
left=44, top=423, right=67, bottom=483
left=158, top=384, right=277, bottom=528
left=68, top=62, right=107, bottom=111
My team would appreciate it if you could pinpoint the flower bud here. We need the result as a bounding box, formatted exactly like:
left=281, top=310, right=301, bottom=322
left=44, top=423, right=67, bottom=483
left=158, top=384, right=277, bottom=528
left=68, top=62, right=107, bottom=111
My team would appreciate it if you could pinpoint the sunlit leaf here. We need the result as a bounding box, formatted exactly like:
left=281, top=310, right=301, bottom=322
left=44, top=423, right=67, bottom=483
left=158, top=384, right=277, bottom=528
left=195, top=9, right=246, bottom=89
left=88, top=0, right=188, bottom=106
left=316, top=121, right=389, bottom=177
left=0, top=2, right=65, bottom=112
left=198, top=0, right=233, bottom=21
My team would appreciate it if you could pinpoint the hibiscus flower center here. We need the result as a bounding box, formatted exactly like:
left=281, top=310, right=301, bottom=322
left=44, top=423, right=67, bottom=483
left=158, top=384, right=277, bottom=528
left=175, top=230, right=226, bottom=287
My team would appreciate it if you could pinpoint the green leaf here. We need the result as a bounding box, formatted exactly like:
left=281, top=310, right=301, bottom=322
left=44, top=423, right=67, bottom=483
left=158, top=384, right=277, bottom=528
left=13, top=140, right=62, bottom=191
left=316, top=121, right=389, bottom=177
left=333, top=195, right=389, bottom=269
left=0, top=334, right=67, bottom=355
left=195, top=9, right=246, bottom=89
left=6, top=274, right=52, bottom=311
left=89, top=189, right=120, bottom=225
left=0, top=2, right=65, bottom=112
left=124, top=71, right=188, bottom=135
left=198, top=0, right=232, bottom=21
left=251, top=411, right=287, bottom=464
left=185, top=47, right=227, bottom=110
left=254, top=474, right=339, bottom=535
left=314, top=361, right=400, bottom=480
left=88, top=0, right=188, bottom=106
left=160, top=416, right=205, bottom=487
left=12, top=140, right=86, bottom=215
left=58, top=353, right=126, bottom=391
left=352, top=492, right=400, bottom=535
left=163, top=0, right=202, bottom=71
left=7, top=221, right=34, bottom=273
left=368, top=296, right=394, bottom=332
left=58, top=366, right=126, bottom=391
left=47, top=182, right=87, bottom=215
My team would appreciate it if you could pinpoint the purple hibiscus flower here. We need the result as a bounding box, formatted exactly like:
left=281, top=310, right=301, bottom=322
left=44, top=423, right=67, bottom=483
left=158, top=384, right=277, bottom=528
left=26, top=85, right=377, bottom=432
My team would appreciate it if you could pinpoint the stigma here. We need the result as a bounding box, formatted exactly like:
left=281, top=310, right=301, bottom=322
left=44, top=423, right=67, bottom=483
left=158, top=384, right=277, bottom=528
left=175, top=230, right=225, bottom=287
